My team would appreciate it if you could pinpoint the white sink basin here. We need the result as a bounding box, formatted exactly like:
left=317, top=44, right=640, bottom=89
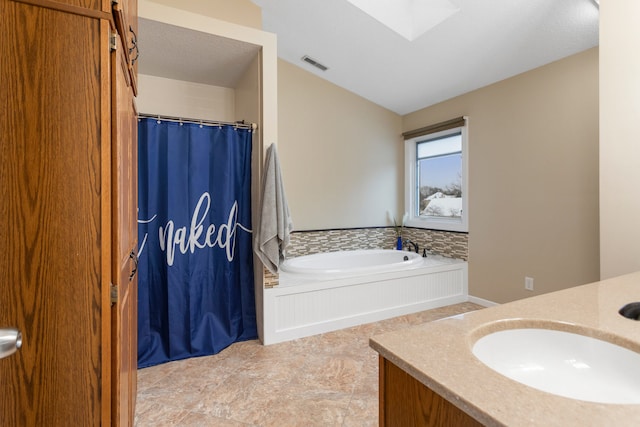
left=472, top=328, right=640, bottom=404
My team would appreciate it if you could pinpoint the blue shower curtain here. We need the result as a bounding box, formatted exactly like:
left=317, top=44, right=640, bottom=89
left=137, top=118, right=257, bottom=368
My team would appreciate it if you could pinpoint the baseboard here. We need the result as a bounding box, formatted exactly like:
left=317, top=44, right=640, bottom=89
left=468, top=295, right=498, bottom=307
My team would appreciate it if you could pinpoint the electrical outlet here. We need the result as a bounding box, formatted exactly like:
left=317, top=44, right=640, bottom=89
left=525, top=276, right=534, bottom=291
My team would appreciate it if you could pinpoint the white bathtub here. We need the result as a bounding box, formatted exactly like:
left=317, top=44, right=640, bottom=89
left=263, top=249, right=468, bottom=344
left=280, top=249, right=424, bottom=278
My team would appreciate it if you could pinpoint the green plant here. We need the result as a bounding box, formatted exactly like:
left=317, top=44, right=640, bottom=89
left=388, top=211, right=408, bottom=238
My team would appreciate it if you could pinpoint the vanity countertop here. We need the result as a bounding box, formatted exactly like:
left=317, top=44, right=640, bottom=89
left=369, top=271, right=640, bottom=426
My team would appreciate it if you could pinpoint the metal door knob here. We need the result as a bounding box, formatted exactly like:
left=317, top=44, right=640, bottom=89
left=0, top=328, right=22, bottom=359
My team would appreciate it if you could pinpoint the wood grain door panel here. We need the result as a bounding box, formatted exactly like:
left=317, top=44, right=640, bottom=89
left=380, top=357, right=483, bottom=427
left=112, top=0, right=138, bottom=95
left=111, top=32, right=138, bottom=427
left=0, top=1, right=111, bottom=424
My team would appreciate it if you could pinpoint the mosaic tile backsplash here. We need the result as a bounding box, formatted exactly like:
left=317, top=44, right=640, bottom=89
left=286, top=228, right=390, bottom=256
left=263, top=227, right=468, bottom=288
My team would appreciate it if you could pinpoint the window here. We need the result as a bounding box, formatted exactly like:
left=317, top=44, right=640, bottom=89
left=404, top=118, right=468, bottom=232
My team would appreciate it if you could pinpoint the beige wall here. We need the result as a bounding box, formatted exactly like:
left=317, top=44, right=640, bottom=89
left=276, top=59, right=403, bottom=230
left=600, top=0, right=640, bottom=279
left=234, top=54, right=266, bottom=338
left=147, top=0, right=261, bottom=29
left=141, top=0, right=604, bottom=305
left=137, top=74, right=236, bottom=120
left=404, top=48, right=600, bottom=303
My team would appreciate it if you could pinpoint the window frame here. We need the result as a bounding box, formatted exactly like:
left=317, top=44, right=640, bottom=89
left=404, top=122, right=468, bottom=232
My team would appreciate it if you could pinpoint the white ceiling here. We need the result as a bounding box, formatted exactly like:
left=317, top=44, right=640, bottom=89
left=138, top=18, right=262, bottom=88
left=137, top=0, right=599, bottom=116
left=251, top=0, right=599, bottom=115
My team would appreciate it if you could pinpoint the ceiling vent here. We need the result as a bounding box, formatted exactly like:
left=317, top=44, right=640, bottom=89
left=301, top=55, right=329, bottom=71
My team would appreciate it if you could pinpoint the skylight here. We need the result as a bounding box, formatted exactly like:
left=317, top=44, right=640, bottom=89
left=345, top=0, right=460, bottom=41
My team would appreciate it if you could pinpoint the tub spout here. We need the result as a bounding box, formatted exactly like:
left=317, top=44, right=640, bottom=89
left=403, top=239, right=419, bottom=254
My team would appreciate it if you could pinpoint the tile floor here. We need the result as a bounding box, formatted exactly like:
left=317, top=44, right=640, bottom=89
left=134, top=302, right=483, bottom=426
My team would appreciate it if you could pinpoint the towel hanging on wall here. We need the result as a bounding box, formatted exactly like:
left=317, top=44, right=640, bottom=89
left=255, top=143, right=293, bottom=273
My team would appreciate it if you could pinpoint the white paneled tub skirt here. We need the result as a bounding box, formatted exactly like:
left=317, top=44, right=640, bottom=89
left=263, top=250, right=468, bottom=344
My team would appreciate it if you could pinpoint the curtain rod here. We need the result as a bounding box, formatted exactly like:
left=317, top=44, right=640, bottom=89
left=402, top=116, right=466, bottom=140
left=138, top=113, right=257, bottom=130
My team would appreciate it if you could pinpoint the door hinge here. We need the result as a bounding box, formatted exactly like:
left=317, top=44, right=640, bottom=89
left=110, top=283, right=118, bottom=304
left=110, top=32, right=117, bottom=51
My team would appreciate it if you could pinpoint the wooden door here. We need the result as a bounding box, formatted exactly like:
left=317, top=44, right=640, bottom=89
left=112, top=0, right=139, bottom=95
left=111, top=32, right=139, bottom=427
left=0, top=1, right=112, bottom=425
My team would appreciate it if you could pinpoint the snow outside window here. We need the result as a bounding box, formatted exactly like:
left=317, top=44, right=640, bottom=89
left=404, top=124, right=468, bottom=232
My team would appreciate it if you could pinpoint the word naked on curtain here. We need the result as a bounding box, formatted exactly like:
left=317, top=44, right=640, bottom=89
left=137, top=118, right=256, bottom=368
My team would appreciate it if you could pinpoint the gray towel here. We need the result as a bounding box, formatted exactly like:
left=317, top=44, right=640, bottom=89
left=255, top=143, right=293, bottom=274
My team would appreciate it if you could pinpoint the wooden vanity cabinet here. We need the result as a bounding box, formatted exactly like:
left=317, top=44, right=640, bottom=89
left=0, top=0, right=138, bottom=425
left=379, top=357, right=483, bottom=427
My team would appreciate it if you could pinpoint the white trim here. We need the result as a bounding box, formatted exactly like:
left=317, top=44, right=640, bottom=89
left=263, top=261, right=468, bottom=344
left=468, top=295, right=499, bottom=307
left=404, top=117, right=469, bottom=232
